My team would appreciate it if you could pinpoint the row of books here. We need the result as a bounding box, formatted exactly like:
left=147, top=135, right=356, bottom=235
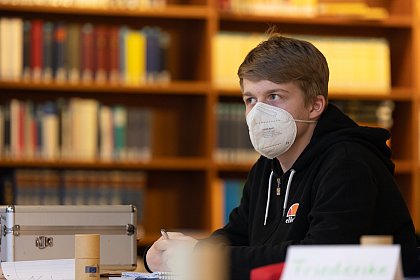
left=211, top=178, right=245, bottom=230
left=215, top=102, right=259, bottom=164
left=213, top=32, right=391, bottom=94
left=0, top=98, right=153, bottom=161
left=220, top=0, right=388, bottom=18
left=0, top=18, right=170, bottom=85
left=0, top=169, right=146, bottom=221
left=332, top=100, right=395, bottom=130
left=0, top=0, right=166, bottom=9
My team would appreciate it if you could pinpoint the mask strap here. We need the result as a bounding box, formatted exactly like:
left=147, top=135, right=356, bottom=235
left=294, top=119, right=318, bottom=123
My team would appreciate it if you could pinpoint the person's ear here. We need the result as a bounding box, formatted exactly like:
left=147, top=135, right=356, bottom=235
left=309, top=95, right=326, bottom=120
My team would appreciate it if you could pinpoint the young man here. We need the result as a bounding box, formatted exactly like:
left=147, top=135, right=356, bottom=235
left=144, top=35, right=419, bottom=279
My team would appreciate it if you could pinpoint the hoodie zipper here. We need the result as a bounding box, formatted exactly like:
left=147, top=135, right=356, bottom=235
left=276, top=178, right=281, bottom=196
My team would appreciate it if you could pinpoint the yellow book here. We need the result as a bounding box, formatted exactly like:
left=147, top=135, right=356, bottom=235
left=318, top=1, right=368, bottom=17
left=289, top=0, right=318, bottom=16
left=125, top=30, right=146, bottom=85
left=372, top=38, right=391, bottom=93
left=212, top=33, right=225, bottom=88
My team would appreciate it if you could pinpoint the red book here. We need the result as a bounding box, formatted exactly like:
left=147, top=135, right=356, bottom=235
left=30, top=20, right=43, bottom=82
left=94, top=24, right=108, bottom=84
left=19, top=102, right=25, bottom=158
left=109, top=25, right=120, bottom=84
left=81, top=23, right=94, bottom=83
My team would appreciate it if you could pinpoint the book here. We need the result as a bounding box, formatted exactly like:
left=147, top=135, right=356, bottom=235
left=22, top=20, right=31, bottom=81
left=66, top=23, right=81, bottom=83
left=94, top=24, right=108, bottom=84
left=10, top=18, right=23, bottom=82
left=144, top=26, right=160, bottom=83
left=81, top=23, right=94, bottom=83
left=31, top=19, right=43, bottom=82
left=113, top=105, right=127, bottom=160
left=108, top=25, right=120, bottom=84
left=42, top=21, right=54, bottom=82
left=41, top=101, right=59, bottom=160
left=125, top=29, right=146, bottom=85
left=53, top=22, right=67, bottom=83
left=99, top=104, right=114, bottom=161
left=69, top=98, right=99, bottom=160
left=0, top=18, right=11, bottom=81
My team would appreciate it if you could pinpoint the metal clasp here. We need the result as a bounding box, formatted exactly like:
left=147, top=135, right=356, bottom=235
left=35, top=236, right=53, bottom=249
left=3, top=225, right=20, bottom=236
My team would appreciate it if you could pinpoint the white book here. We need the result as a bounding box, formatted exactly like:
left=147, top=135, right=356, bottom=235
left=99, top=105, right=113, bottom=161
left=70, top=98, right=98, bottom=160
left=10, top=18, right=23, bottom=82
left=0, top=18, right=11, bottom=81
left=42, top=111, right=59, bottom=160
left=10, top=99, right=20, bottom=159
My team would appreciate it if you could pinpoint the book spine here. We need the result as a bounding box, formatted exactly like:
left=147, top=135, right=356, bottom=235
left=43, top=21, right=54, bottom=82
left=81, top=23, right=94, bottom=83
left=109, top=26, right=120, bottom=84
left=22, top=20, right=31, bottom=81
left=53, top=22, right=67, bottom=83
left=94, top=24, right=108, bottom=84
left=31, top=19, right=44, bottom=82
left=67, top=23, right=81, bottom=84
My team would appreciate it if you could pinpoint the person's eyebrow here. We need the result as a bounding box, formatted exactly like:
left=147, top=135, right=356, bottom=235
left=242, top=88, right=290, bottom=97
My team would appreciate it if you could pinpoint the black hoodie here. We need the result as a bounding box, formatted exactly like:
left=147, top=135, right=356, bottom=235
left=211, top=104, right=419, bottom=279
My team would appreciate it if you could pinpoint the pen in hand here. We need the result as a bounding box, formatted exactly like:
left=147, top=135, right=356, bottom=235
left=161, top=228, right=170, bottom=240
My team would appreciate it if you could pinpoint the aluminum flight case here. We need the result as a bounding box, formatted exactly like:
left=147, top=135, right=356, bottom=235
left=0, top=205, right=138, bottom=272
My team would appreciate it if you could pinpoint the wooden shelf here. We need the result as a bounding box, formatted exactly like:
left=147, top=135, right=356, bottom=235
left=219, top=12, right=413, bottom=28
left=0, top=157, right=209, bottom=170
left=0, top=81, right=211, bottom=95
left=0, top=4, right=211, bottom=19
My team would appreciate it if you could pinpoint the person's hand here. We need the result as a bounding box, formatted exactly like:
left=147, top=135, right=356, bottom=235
left=146, top=232, right=198, bottom=272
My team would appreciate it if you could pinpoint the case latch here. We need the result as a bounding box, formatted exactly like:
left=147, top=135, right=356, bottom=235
left=3, top=225, right=20, bottom=236
left=35, top=236, right=53, bottom=249
left=126, top=224, right=136, bottom=236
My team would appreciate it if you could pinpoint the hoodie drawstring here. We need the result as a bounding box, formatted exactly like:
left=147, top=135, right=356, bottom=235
left=264, top=169, right=296, bottom=226
left=283, top=169, right=296, bottom=217
left=264, top=171, right=274, bottom=226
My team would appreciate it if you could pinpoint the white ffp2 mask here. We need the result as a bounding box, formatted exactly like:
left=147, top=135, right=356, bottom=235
left=246, top=102, right=316, bottom=159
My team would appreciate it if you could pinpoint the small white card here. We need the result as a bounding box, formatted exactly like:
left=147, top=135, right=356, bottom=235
left=281, top=245, right=403, bottom=280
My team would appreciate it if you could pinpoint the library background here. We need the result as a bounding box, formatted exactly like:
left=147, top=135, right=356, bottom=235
left=0, top=0, right=419, bottom=258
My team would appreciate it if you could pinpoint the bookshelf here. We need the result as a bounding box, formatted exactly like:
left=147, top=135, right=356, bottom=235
left=0, top=0, right=420, bottom=248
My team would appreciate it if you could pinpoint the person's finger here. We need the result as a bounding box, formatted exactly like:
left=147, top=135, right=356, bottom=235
left=166, top=232, right=185, bottom=239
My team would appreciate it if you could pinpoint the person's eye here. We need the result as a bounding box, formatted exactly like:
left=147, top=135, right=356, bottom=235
left=268, top=94, right=280, bottom=101
left=244, top=97, right=256, bottom=105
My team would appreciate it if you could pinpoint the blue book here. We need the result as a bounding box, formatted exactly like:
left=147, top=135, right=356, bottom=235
left=223, top=179, right=242, bottom=224
left=22, top=20, right=31, bottom=80
left=52, top=22, right=67, bottom=82
left=144, top=26, right=159, bottom=81
left=42, top=21, right=54, bottom=81
left=119, top=26, right=128, bottom=84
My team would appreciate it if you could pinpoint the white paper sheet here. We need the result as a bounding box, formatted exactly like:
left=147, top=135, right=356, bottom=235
left=1, top=259, right=75, bottom=280
left=281, top=245, right=403, bottom=280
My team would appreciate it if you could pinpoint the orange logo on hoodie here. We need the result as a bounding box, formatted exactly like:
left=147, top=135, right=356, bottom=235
left=285, top=203, right=299, bottom=224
